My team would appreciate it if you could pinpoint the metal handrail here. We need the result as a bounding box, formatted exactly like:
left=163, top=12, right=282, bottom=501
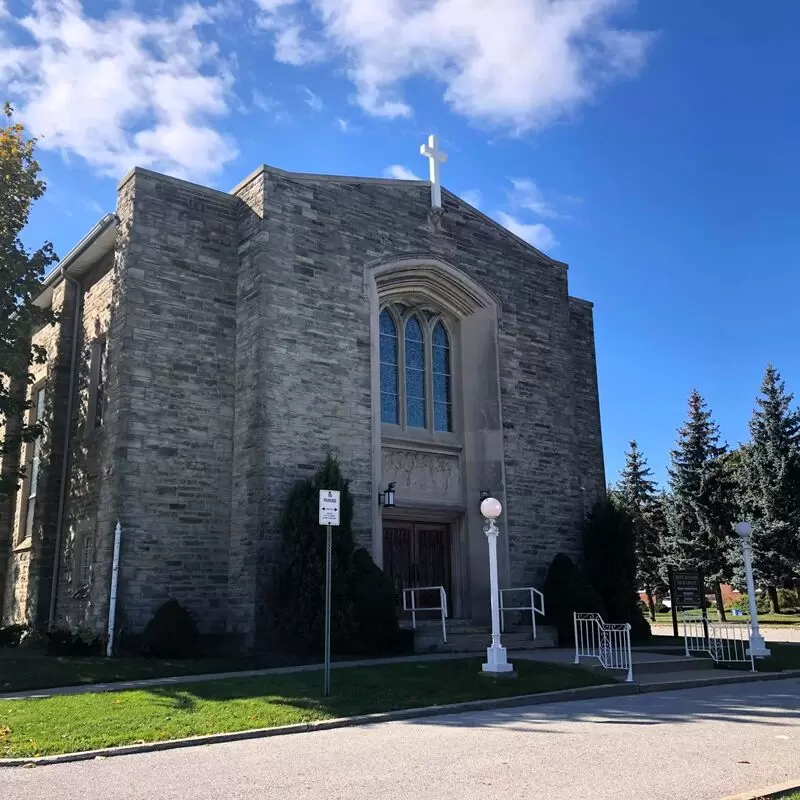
left=573, top=612, right=634, bottom=682
left=681, top=611, right=754, bottom=671
left=403, top=585, right=448, bottom=643
left=499, top=587, right=546, bottom=639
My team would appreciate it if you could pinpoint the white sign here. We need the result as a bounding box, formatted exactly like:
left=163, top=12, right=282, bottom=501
left=318, top=490, right=341, bottom=526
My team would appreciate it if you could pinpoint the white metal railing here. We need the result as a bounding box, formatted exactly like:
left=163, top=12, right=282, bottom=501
left=573, top=612, right=634, bottom=682
left=682, top=611, right=754, bottom=671
left=500, top=587, right=546, bottom=639
left=403, top=585, right=448, bottom=643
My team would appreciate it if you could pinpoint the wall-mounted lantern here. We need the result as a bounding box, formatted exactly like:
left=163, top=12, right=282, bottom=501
left=378, top=482, right=396, bottom=508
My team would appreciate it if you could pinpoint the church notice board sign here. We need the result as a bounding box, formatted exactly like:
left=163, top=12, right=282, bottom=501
left=319, top=490, right=341, bottom=527
left=667, top=566, right=705, bottom=638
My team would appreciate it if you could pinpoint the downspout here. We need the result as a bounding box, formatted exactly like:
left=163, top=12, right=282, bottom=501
left=47, top=271, right=83, bottom=626
left=106, top=521, right=121, bottom=656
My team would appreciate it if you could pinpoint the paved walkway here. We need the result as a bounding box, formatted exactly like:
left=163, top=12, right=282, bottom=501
left=2, top=678, right=797, bottom=800
left=652, top=624, right=800, bottom=644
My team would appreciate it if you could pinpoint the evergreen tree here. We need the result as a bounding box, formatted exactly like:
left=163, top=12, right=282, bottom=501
left=1, top=104, right=57, bottom=498
left=583, top=497, right=651, bottom=641
left=272, top=454, right=401, bottom=655
left=273, top=454, right=357, bottom=655
left=665, top=390, right=736, bottom=619
left=739, top=365, right=800, bottom=612
left=614, top=441, right=664, bottom=620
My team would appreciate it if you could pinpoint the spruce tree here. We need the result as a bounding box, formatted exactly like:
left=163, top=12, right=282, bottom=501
left=614, top=441, right=664, bottom=620
left=739, top=365, right=800, bottom=612
left=665, top=390, right=736, bottom=619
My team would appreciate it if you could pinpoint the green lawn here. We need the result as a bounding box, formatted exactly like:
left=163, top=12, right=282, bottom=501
left=0, top=647, right=308, bottom=694
left=0, top=659, right=611, bottom=759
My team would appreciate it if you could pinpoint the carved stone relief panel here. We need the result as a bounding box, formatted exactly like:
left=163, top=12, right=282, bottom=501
left=381, top=447, right=462, bottom=504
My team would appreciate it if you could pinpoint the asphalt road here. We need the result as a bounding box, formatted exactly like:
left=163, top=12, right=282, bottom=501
left=2, top=679, right=798, bottom=800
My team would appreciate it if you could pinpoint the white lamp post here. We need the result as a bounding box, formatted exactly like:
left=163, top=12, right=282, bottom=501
left=734, top=521, right=771, bottom=658
left=480, top=496, right=514, bottom=675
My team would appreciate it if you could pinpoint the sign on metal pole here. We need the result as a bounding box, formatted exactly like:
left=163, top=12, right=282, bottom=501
left=319, top=490, right=341, bottom=527
left=319, top=490, right=340, bottom=697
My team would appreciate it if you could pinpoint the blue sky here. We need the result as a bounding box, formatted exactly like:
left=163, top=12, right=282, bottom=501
left=3, top=0, right=799, bottom=487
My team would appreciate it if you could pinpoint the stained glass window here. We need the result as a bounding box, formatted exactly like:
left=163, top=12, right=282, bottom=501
left=433, top=322, right=452, bottom=432
left=379, top=310, right=399, bottom=424
left=405, top=316, right=426, bottom=428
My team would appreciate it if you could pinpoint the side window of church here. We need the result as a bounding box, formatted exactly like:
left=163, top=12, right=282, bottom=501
left=20, top=385, right=46, bottom=543
left=379, top=309, right=453, bottom=434
left=77, top=535, right=93, bottom=587
left=89, top=338, right=107, bottom=430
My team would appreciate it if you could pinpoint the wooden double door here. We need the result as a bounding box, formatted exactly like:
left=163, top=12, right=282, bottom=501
left=383, top=522, right=452, bottom=603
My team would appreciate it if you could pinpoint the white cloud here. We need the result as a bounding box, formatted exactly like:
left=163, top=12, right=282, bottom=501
left=384, top=164, right=421, bottom=180
left=509, top=178, right=559, bottom=218
left=256, top=0, right=650, bottom=129
left=255, top=0, right=326, bottom=65
left=335, top=116, right=360, bottom=134
left=459, top=189, right=481, bottom=209
left=0, top=0, right=237, bottom=181
left=495, top=211, right=557, bottom=252
left=300, top=85, right=323, bottom=111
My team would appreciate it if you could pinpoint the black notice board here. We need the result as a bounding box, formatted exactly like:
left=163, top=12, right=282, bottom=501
left=667, top=566, right=705, bottom=638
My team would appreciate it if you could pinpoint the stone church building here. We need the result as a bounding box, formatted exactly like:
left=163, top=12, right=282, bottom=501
left=0, top=153, right=605, bottom=648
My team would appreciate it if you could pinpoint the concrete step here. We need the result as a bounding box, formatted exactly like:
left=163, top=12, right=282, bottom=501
left=631, top=656, right=713, bottom=676
left=409, top=623, right=558, bottom=654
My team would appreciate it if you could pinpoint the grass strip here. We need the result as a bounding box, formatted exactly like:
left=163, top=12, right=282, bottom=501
left=0, top=658, right=610, bottom=759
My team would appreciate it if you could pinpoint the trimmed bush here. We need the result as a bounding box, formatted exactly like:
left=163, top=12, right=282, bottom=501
left=543, top=553, right=606, bottom=645
left=583, top=498, right=651, bottom=642
left=46, top=625, right=103, bottom=657
left=0, top=624, right=28, bottom=648
left=141, top=599, right=199, bottom=659
left=350, top=548, right=403, bottom=654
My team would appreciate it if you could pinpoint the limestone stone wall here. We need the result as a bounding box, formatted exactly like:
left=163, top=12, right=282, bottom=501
left=2, top=163, right=606, bottom=641
left=54, top=256, right=117, bottom=629
left=1, top=279, right=76, bottom=626
left=240, top=171, right=605, bottom=607
left=108, top=168, right=239, bottom=634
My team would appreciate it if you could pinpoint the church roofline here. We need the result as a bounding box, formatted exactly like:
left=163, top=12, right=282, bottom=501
left=35, top=213, right=118, bottom=308
left=232, top=165, right=568, bottom=271
left=118, top=163, right=567, bottom=271
left=229, top=163, right=429, bottom=196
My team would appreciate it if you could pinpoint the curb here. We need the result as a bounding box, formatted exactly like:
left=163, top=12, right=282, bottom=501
left=719, top=779, right=800, bottom=799
left=0, top=682, right=637, bottom=767
left=2, top=670, right=798, bottom=768
left=638, top=668, right=800, bottom=694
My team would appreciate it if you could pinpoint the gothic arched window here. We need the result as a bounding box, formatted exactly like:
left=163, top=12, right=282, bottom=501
left=432, top=322, right=452, bottom=432
left=404, top=316, right=426, bottom=428
left=379, top=306, right=454, bottom=434
left=379, top=310, right=399, bottom=424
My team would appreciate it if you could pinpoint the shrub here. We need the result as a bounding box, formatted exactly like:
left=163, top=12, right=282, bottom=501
left=46, top=625, right=103, bottom=657
left=0, top=624, right=28, bottom=648
left=543, top=553, right=606, bottom=645
left=141, top=599, right=199, bottom=659
left=272, top=455, right=407, bottom=656
left=777, top=588, right=800, bottom=613
left=731, top=594, right=770, bottom=615
left=350, top=548, right=403, bottom=654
